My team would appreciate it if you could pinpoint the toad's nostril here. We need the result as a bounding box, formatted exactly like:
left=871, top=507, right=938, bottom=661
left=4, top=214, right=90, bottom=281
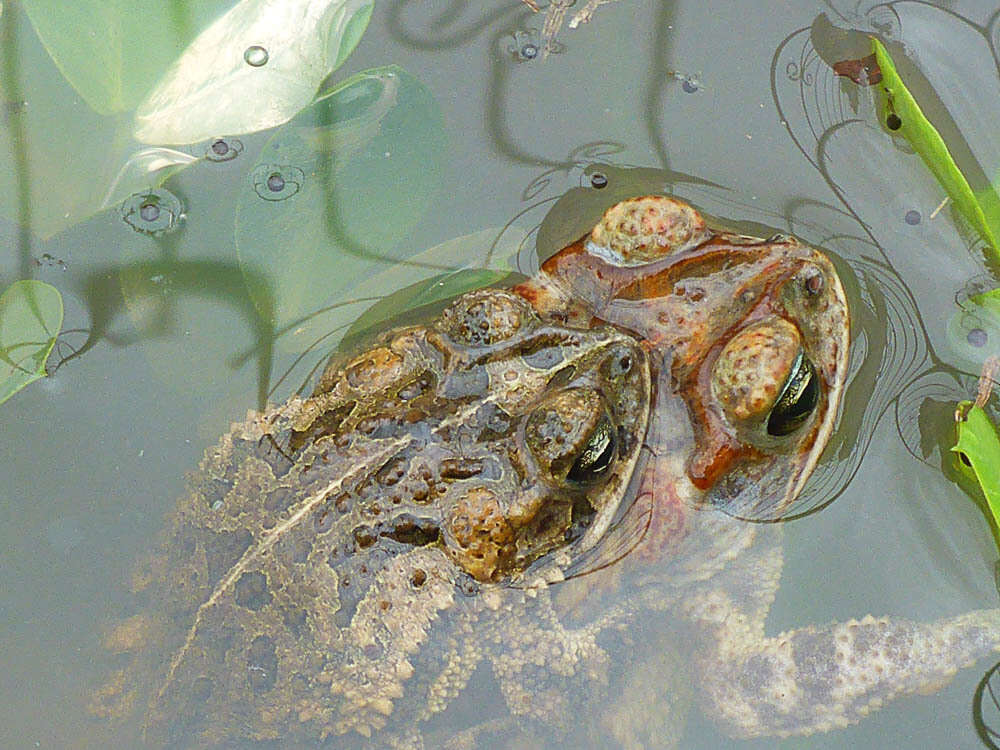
left=804, top=271, right=824, bottom=296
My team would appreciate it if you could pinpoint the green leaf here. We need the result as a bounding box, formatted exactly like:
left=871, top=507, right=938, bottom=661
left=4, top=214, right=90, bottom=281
left=953, top=402, right=1000, bottom=530
left=20, top=0, right=234, bottom=115
left=0, top=280, right=63, bottom=405
left=234, top=66, right=447, bottom=351
left=871, top=38, right=1000, bottom=256
left=135, top=0, right=374, bottom=145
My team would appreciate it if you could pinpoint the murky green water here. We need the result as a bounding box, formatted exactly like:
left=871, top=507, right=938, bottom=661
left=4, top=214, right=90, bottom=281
left=3, top=0, right=1000, bottom=748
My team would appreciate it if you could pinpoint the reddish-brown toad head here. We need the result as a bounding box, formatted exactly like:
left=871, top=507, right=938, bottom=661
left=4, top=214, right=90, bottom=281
left=516, top=195, right=849, bottom=519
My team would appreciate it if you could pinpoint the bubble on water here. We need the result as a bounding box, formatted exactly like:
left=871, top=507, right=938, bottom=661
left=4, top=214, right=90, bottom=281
left=139, top=202, right=160, bottom=222
left=968, top=328, right=988, bottom=348
left=33, top=252, right=67, bottom=270
left=668, top=70, right=702, bottom=93
left=205, top=137, right=244, bottom=162
left=267, top=173, right=285, bottom=192
left=904, top=209, right=921, bottom=225
left=244, top=45, right=269, bottom=67
left=121, top=188, right=184, bottom=236
left=505, top=29, right=553, bottom=61
left=251, top=164, right=304, bottom=201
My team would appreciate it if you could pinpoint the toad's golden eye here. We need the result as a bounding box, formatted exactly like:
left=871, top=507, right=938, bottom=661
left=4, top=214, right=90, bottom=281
left=566, top=416, right=617, bottom=485
left=766, top=352, right=818, bottom=437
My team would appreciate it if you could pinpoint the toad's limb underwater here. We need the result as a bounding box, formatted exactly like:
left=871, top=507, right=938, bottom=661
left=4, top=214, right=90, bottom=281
left=91, top=196, right=1000, bottom=748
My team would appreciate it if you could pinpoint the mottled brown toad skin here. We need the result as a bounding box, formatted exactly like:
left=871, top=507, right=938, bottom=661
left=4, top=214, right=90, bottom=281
left=94, top=285, right=651, bottom=747
left=93, top=196, right=1000, bottom=749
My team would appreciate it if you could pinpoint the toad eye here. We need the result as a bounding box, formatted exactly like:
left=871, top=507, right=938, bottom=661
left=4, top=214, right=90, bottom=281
left=566, top=416, right=617, bottom=484
left=766, top=351, right=818, bottom=436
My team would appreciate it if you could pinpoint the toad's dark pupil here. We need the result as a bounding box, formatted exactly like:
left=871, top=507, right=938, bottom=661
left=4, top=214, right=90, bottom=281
left=766, top=352, right=819, bottom=436
left=567, top=417, right=617, bottom=483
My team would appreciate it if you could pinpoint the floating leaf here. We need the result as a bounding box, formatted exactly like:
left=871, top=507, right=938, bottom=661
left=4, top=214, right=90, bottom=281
left=871, top=37, right=1000, bottom=256
left=20, top=0, right=233, bottom=115
left=135, top=0, right=374, bottom=145
left=234, top=66, right=447, bottom=350
left=0, top=280, right=63, bottom=405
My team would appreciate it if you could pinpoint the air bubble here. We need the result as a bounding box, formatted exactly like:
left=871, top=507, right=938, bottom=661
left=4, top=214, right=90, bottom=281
left=968, top=328, right=988, bottom=348
left=244, top=45, right=269, bottom=67
left=251, top=164, right=304, bottom=201
left=205, top=137, right=244, bottom=162
left=904, top=210, right=921, bottom=225
left=120, top=189, right=184, bottom=236
left=139, top=202, right=159, bottom=222
left=505, top=28, right=557, bottom=61
left=668, top=70, right=702, bottom=93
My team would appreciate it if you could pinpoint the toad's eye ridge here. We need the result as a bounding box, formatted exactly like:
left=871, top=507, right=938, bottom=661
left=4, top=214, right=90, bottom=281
left=567, top=417, right=617, bottom=484
left=766, top=352, right=818, bottom=436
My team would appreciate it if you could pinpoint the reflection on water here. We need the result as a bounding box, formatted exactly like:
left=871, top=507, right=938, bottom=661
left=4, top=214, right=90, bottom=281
left=4, top=0, right=1000, bottom=748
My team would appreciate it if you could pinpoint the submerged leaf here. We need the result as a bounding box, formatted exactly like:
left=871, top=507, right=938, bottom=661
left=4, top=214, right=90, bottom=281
left=0, top=3, right=225, bottom=237
left=871, top=38, right=1000, bottom=256
left=135, top=0, right=374, bottom=145
left=337, top=268, right=512, bottom=351
left=0, top=280, right=63, bottom=405
left=20, top=0, right=233, bottom=115
left=338, top=226, right=527, bottom=351
left=234, top=66, right=447, bottom=350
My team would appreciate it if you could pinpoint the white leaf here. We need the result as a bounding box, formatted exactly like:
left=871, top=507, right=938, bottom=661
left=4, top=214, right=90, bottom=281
left=134, top=0, right=373, bottom=145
